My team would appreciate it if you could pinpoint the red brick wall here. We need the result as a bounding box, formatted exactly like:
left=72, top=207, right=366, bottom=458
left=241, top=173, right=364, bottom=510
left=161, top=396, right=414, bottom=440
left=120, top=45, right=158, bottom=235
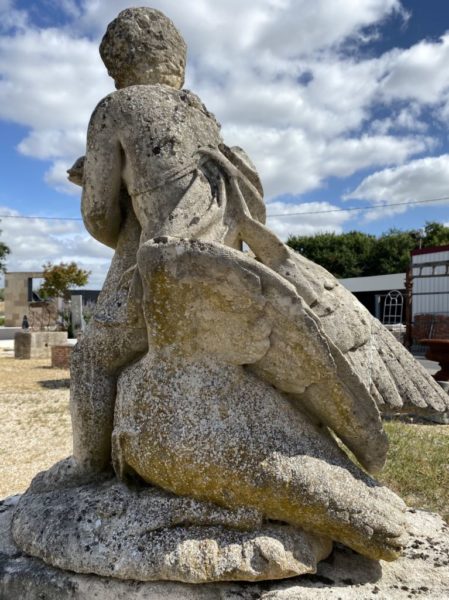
left=413, top=314, right=449, bottom=340
left=51, top=345, right=73, bottom=369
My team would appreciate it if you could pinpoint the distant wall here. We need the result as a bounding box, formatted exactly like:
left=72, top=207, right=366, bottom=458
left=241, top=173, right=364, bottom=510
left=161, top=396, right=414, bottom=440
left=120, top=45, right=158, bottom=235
left=69, top=290, right=101, bottom=305
left=411, top=247, right=449, bottom=317
left=413, top=314, right=449, bottom=341
left=4, top=272, right=43, bottom=327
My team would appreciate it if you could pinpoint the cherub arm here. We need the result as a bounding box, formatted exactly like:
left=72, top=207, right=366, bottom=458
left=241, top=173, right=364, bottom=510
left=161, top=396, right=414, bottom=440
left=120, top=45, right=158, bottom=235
left=81, top=96, right=123, bottom=249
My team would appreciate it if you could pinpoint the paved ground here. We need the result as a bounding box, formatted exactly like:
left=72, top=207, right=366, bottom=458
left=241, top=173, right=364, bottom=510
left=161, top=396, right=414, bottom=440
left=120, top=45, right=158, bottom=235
left=0, top=327, right=21, bottom=341
left=0, top=338, right=77, bottom=351
left=415, top=356, right=439, bottom=375
left=0, top=339, right=14, bottom=351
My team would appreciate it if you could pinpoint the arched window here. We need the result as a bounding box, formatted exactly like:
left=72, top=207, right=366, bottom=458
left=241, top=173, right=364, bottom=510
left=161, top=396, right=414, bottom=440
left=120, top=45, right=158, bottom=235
left=382, top=290, right=404, bottom=325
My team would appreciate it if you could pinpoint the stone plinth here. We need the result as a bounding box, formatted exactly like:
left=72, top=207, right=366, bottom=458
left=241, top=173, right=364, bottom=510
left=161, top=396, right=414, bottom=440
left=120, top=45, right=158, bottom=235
left=1, top=494, right=449, bottom=599
left=14, top=331, right=68, bottom=360
left=51, top=344, right=73, bottom=369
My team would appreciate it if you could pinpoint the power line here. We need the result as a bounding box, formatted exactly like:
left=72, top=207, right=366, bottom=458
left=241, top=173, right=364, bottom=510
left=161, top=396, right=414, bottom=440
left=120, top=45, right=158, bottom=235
left=0, top=214, right=83, bottom=221
left=267, top=195, right=449, bottom=217
left=0, top=195, right=448, bottom=222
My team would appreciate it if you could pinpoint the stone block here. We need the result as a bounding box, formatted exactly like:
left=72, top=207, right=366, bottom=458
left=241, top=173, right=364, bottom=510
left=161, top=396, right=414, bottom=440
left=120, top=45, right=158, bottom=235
left=14, top=331, right=68, bottom=360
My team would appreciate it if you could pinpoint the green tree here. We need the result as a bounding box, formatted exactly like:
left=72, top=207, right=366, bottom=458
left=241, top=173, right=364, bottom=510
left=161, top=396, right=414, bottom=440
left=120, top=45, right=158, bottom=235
left=421, top=221, right=449, bottom=247
left=287, top=221, right=449, bottom=278
left=39, top=262, right=90, bottom=300
left=0, top=225, right=10, bottom=273
left=287, top=230, right=376, bottom=278
left=366, top=228, right=418, bottom=275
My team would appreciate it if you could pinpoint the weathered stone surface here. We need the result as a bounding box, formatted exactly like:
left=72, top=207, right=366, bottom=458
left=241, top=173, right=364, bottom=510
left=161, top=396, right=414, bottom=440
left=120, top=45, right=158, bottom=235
left=134, top=237, right=388, bottom=474
left=111, top=237, right=407, bottom=563
left=3, top=498, right=449, bottom=598
left=100, top=8, right=187, bottom=90
left=11, top=480, right=332, bottom=583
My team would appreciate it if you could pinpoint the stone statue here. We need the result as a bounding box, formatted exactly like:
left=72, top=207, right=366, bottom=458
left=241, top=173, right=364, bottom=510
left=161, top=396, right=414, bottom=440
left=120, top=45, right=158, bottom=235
left=10, top=6, right=449, bottom=586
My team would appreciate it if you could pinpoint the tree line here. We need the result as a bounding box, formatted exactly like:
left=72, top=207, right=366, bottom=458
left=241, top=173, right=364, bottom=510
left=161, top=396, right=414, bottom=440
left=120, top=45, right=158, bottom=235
left=1, top=221, right=449, bottom=285
left=287, top=221, right=449, bottom=279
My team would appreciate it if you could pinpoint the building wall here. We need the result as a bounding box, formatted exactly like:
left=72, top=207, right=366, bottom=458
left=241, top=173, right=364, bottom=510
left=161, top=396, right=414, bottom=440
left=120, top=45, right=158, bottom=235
left=70, top=290, right=101, bottom=305
left=4, top=272, right=43, bottom=327
left=340, top=274, right=406, bottom=322
left=412, top=248, right=449, bottom=317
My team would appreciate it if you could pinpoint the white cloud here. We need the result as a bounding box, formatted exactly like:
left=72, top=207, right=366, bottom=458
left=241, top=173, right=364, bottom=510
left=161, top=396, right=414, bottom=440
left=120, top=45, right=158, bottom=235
left=0, top=207, right=112, bottom=288
left=224, top=124, right=429, bottom=199
left=266, top=200, right=352, bottom=239
left=0, top=0, right=425, bottom=204
left=344, top=154, right=449, bottom=220
left=44, top=160, right=80, bottom=195
left=369, top=103, right=428, bottom=135
left=74, top=0, right=404, bottom=57
left=0, top=28, right=110, bottom=129
left=0, top=0, right=28, bottom=31
left=380, top=34, right=449, bottom=104
left=55, top=0, right=82, bottom=20
left=0, top=25, right=112, bottom=174
left=18, top=129, right=85, bottom=161
left=252, top=0, right=404, bottom=56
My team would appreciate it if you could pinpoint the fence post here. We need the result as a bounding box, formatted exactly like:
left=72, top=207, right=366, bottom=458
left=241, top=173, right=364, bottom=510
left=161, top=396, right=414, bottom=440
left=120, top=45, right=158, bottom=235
left=404, top=264, right=413, bottom=349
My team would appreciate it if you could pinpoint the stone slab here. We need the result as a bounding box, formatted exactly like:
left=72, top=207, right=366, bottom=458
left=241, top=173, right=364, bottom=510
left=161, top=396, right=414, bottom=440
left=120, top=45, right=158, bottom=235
left=2, top=495, right=449, bottom=599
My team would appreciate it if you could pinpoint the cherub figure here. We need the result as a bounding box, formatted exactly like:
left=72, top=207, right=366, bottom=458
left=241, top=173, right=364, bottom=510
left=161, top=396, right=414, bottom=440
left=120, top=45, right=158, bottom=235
left=34, top=7, right=265, bottom=490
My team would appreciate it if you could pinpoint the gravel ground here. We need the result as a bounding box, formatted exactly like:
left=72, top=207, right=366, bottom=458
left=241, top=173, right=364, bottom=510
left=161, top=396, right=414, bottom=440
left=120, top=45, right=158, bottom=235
left=0, top=347, right=71, bottom=498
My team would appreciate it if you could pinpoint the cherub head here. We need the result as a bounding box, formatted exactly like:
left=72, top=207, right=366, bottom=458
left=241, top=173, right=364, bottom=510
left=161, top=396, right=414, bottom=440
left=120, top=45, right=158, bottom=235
left=100, top=7, right=187, bottom=90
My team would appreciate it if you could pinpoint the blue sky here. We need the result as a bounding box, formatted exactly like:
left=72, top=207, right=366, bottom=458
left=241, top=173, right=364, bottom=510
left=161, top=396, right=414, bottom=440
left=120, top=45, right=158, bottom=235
left=1, top=0, right=449, bottom=287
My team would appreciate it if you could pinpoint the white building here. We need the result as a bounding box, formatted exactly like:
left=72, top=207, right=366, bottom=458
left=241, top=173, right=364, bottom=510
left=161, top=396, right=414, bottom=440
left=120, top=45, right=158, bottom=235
left=411, top=245, right=449, bottom=318
left=410, top=245, right=449, bottom=343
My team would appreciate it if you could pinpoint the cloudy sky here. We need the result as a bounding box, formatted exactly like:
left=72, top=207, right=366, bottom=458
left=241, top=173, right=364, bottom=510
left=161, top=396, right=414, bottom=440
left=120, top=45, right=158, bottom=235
left=1, top=0, right=449, bottom=288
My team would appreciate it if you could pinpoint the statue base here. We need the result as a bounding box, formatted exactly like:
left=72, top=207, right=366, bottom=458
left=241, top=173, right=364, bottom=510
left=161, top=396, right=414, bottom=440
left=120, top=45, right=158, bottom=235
left=2, top=493, right=449, bottom=599
left=10, top=478, right=332, bottom=583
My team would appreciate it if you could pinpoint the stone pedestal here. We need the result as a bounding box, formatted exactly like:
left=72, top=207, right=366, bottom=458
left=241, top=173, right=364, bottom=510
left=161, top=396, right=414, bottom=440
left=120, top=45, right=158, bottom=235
left=1, top=494, right=449, bottom=599
left=51, top=344, right=73, bottom=369
left=14, top=331, right=68, bottom=359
